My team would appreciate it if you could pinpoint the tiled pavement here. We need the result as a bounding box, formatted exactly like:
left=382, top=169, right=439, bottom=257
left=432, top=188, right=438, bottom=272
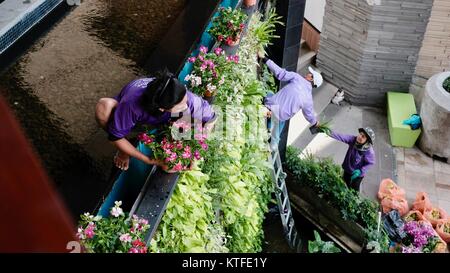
left=394, top=147, right=450, bottom=214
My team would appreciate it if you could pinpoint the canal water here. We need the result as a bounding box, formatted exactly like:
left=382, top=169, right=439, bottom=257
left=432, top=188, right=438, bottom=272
left=0, top=0, right=186, bottom=218
left=0, top=0, right=332, bottom=253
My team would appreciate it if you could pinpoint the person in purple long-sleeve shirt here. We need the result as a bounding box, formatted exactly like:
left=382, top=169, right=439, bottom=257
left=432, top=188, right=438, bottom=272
left=95, top=71, right=216, bottom=171
left=327, top=127, right=376, bottom=192
left=259, top=56, right=323, bottom=149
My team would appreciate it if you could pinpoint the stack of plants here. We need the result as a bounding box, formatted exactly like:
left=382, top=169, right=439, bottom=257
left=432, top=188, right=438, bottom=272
left=285, top=146, right=390, bottom=252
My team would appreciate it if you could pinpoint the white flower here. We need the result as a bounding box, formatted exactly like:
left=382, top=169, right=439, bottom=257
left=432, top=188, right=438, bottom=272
left=206, top=84, right=217, bottom=92
left=184, top=74, right=192, bottom=81
left=114, top=201, right=122, bottom=207
left=111, top=206, right=124, bottom=218
left=84, top=212, right=93, bottom=219
left=93, top=216, right=102, bottom=221
left=195, top=76, right=202, bottom=86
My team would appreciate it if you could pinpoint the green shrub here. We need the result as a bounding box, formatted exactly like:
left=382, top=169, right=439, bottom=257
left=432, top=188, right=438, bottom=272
left=443, top=76, right=450, bottom=93
left=285, top=146, right=390, bottom=252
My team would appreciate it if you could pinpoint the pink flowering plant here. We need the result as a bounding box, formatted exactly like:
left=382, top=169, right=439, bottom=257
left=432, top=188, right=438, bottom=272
left=400, top=221, right=442, bottom=253
left=208, top=7, right=247, bottom=46
left=77, top=201, right=150, bottom=253
left=138, top=120, right=209, bottom=172
left=185, top=45, right=237, bottom=97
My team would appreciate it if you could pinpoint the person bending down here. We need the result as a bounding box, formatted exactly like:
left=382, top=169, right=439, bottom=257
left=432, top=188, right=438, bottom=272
left=95, top=70, right=216, bottom=171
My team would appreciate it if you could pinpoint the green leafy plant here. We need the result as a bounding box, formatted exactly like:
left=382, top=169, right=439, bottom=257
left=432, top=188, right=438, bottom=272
left=251, top=8, right=283, bottom=57
left=150, top=168, right=228, bottom=253
left=443, top=76, right=450, bottom=93
left=316, top=120, right=332, bottom=136
left=208, top=7, right=248, bottom=46
left=308, top=231, right=341, bottom=253
left=286, top=147, right=390, bottom=252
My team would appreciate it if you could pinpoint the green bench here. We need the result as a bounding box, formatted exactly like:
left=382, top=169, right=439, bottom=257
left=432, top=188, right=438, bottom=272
left=387, top=92, right=421, bottom=148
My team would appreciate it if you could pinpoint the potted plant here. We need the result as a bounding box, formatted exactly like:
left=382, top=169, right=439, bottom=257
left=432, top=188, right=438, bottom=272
left=138, top=119, right=210, bottom=172
left=208, top=7, right=248, bottom=46
left=77, top=201, right=150, bottom=253
left=185, top=45, right=236, bottom=98
left=418, top=71, right=450, bottom=159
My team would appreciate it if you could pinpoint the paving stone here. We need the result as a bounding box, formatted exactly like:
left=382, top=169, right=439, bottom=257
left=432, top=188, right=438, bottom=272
left=404, top=170, right=437, bottom=193
left=434, top=160, right=450, bottom=175
left=435, top=172, right=450, bottom=187
left=404, top=148, right=434, bottom=174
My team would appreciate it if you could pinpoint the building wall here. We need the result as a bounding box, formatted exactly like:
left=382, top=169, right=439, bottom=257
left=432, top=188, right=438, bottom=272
left=304, top=0, right=326, bottom=31
left=410, top=0, right=450, bottom=109
left=317, top=0, right=433, bottom=106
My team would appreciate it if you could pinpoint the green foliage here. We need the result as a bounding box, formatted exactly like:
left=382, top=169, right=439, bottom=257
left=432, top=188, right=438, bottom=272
left=286, top=147, right=390, bottom=253
left=150, top=167, right=229, bottom=253
left=251, top=8, right=283, bottom=57
left=443, top=76, right=450, bottom=93
left=308, top=231, right=341, bottom=253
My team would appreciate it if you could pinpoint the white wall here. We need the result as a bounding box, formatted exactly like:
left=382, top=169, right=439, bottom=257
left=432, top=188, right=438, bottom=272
left=304, top=0, right=326, bottom=32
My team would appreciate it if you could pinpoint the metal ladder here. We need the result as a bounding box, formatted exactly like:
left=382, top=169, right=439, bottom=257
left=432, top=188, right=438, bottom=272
left=269, top=145, right=302, bottom=252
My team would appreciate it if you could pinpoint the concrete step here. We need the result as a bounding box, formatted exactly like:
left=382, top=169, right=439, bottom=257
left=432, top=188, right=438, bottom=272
left=287, top=76, right=339, bottom=148
left=297, top=50, right=316, bottom=71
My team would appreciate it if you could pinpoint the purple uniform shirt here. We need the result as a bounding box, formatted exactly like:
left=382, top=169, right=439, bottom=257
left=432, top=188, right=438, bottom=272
left=329, top=130, right=376, bottom=177
left=108, top=78, right=215, bottom=139
left=264, top=59, right=317, bottom=124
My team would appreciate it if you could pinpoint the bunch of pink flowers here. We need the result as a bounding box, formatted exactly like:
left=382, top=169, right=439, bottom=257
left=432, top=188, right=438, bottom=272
left=139, top=120, right=209, bottom=172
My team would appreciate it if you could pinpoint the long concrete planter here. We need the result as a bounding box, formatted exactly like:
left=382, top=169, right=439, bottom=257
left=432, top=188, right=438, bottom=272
left=285, top=170, right=366, bottom=253
left=419, top=71, right=450, bottom=160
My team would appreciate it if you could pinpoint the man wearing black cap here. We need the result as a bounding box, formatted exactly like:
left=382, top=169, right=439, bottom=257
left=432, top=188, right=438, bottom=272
left=325, top=127, right=376, bottom=192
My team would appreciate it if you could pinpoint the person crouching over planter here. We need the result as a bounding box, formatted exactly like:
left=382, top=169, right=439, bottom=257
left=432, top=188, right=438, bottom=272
left=325, top=127, right=376, bottom=192
left=95, top=70, right=216, bottom=172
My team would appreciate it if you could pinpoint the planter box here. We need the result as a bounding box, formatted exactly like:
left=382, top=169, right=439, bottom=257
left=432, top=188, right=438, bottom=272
left=285, top=170, right=366, bottom=253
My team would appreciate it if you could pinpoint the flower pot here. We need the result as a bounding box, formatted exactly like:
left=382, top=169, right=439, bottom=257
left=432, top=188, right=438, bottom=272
left=244, top=0, right=257, bottom=7
left=418, top=71, right=450, bottom=160
left=204, top=89, right=216, bottom=104
left=227, top=35, right=241, bottom=47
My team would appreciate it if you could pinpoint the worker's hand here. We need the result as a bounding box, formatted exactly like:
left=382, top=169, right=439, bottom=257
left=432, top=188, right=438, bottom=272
left=351, top=169, right=362, bottom=181
left=263, top=106, right=272, bottom=118
left=204, top=118, right=217, bottom=135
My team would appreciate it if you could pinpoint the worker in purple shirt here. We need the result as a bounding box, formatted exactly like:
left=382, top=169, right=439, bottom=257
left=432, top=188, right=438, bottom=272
left=327, top=127, right=376, bottom=192
left=95, top=70, right=216, bottom=171
left=259, top=55, right=323, bottom=149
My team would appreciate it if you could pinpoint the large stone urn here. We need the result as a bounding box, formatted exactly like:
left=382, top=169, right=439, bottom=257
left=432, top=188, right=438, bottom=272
left=419, top=71, right=450, bottom=161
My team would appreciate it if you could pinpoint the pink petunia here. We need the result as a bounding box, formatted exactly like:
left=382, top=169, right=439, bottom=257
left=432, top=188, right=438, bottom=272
left=199, top=45, right=208, bottom=54
left=194, top=150, right=201, bottom=160
left=119, top=233, right=132, bottom=243
left=188, top=56, right=196, bottom=63
left=182, top=150, right=192, bottom=159
left=214, top=47, right=223, bottom=56
left=173, top=162, right=183, bottom=172
left=128, top=248, right=139, bottom=253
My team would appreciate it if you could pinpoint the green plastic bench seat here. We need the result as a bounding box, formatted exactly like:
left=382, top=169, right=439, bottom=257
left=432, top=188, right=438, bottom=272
left=387, top=92, right=421, bottom=148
